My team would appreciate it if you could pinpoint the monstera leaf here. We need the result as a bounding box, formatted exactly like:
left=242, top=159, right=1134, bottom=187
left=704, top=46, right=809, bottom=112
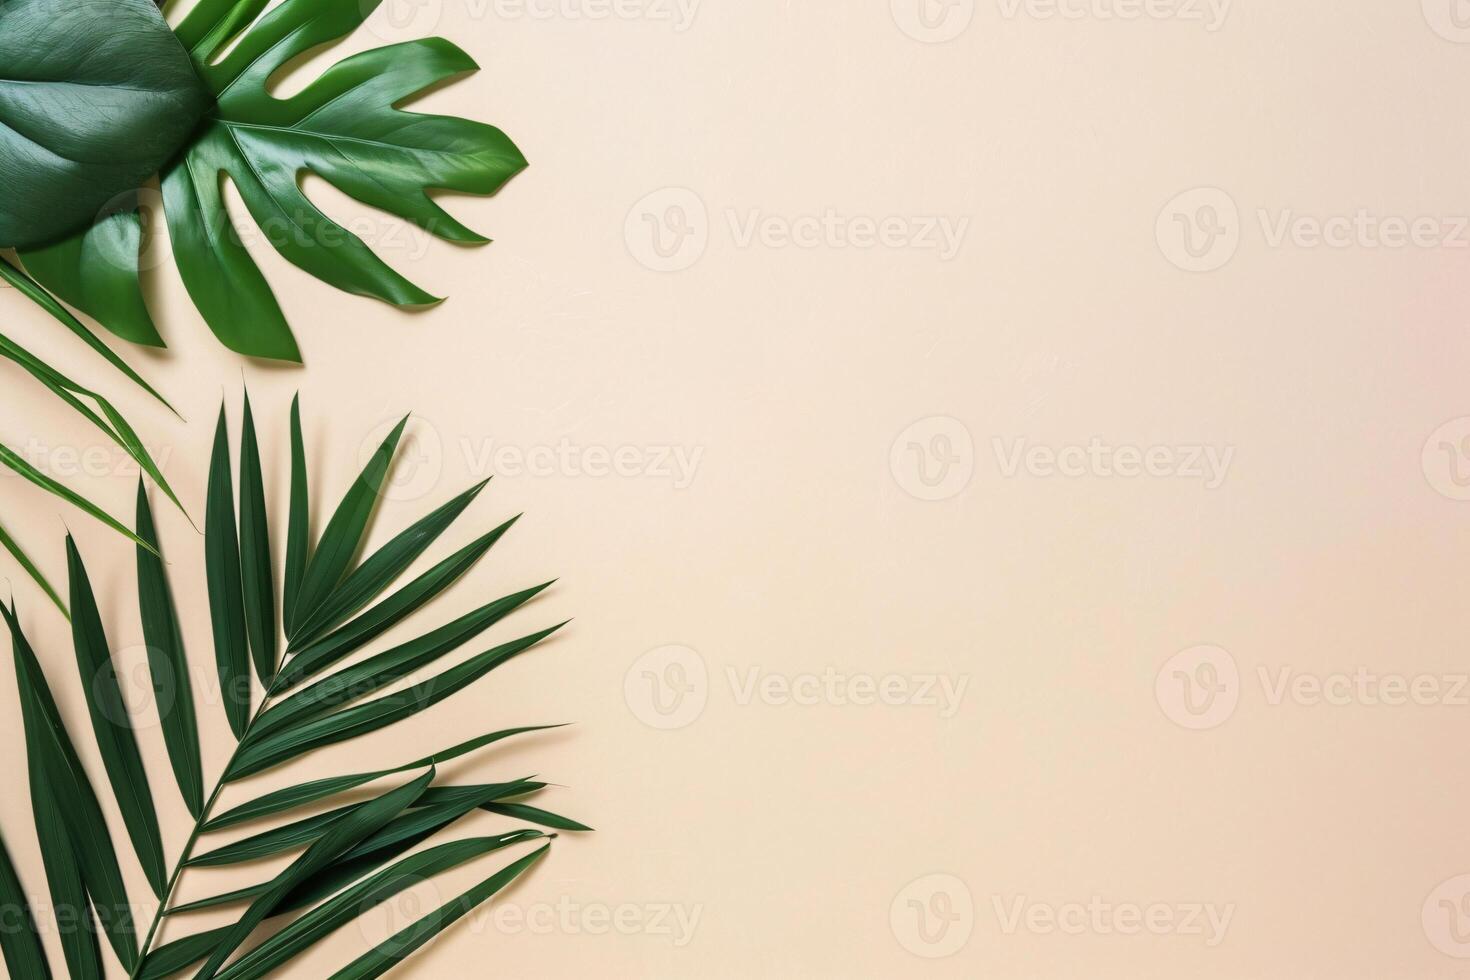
left=0, top=0, right=210, bottom=249
left=0, top=395, right=584, bottom=980
left=162, top=0, right=527, bottom=362
left=21, top=211, right=167, bottom=348
left=0, top=0, right=525, bottom=615
left=16, top=0, right=527, bottom=363
left=0, top=0, right=206, bottom=602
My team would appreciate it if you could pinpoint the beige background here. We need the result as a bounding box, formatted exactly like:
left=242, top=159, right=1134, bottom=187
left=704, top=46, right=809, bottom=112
left=5, top=0, right=1470, bottom=976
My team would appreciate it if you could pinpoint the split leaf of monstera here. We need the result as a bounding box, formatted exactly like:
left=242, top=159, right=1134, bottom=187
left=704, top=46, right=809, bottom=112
left=0, top=0, right=210, bottom=250
left=10, top=0, right=527, bottom=363
left=160, top=0, right=527, bottom=363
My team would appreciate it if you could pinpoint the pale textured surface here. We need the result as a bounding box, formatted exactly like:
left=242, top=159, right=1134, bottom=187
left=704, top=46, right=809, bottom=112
left=4, top=0, right=1470, bottom=976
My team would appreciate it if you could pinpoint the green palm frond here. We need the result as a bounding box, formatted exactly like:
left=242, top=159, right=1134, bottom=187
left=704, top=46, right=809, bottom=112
left=0, top=255, right=182, bottom=616
left=0, top=394, right=584, bottom=980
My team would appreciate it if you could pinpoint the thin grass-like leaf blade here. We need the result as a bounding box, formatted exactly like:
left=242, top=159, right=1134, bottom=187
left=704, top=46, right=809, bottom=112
left=179, top=789, right=546, bottom=919
left=0, top=329, right=186, bottom=517
left=0, top=443, right=154, bottom=552
left=191, top=780, right=539, bottom=869
left=256, top=582, right=551, bottom=741
left=276, top=520, right=517, bottom=690
left=230, top=624, right=566, bottom=779
left=0, top=832, right=52, bottom=980
left=239, top=390, right=276, bottom=683
left=213, top=834, right=544, bottom=980
left=136, top=481, right=205, bottom=816
left=483, top=801, right=593, bottom=832
left=290, top=479, right=489, bottom=646
left=0, top=519, right=67, bottom=618
left=205, top=726, right=562, bottom=831
left=205, top=405, right=251, bottom=737
left=137, top=928, right=231, bottom=980
left=28, top=759, right=99, bottom=980
left=188, top=805, right=360, bottom=868
left=283, top=395, right=309, bottom=634
left=166, top=883, right=268, bottom=916
left=191, top=768, right=435, bottom=980
left=326, top=783, right=540, bottom=870
left=0, top=254, right=174, bottom=412
left=3, top=603, right=137, bottom=969
left=66, top=536, right=167, bottom=896
left=326, top=844, right=551, bottom=980
left=288, top=416, right=406, bottom=637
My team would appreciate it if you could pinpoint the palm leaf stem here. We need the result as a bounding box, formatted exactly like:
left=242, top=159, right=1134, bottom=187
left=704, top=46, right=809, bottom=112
left=127, top=684, right=285, bottom=980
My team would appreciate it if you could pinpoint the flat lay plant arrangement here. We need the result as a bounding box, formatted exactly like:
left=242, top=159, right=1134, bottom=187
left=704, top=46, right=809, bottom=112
left=0, top=0, right=525, bottom=606
left=0, top=394, right=585, bottom=980
left=0, top=0, right=565, bottom=973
